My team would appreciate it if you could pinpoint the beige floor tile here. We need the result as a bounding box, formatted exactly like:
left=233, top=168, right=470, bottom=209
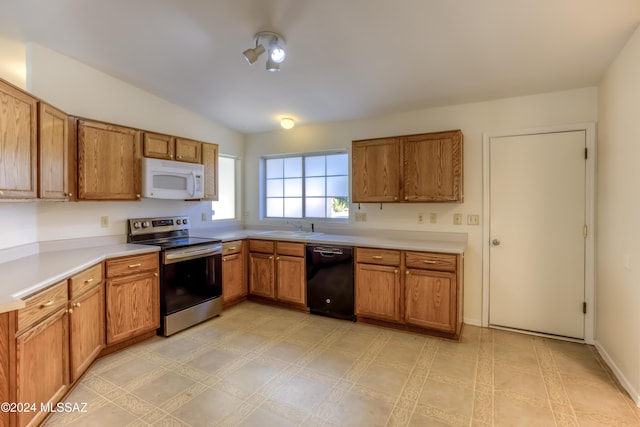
left=152, top=335, right=205, bottom=360
left=428, top=352, right=478, bottom=384
left=55, top=402, right=138, bottom=427
left=170, top=387, right=244, bottom=425
left=494, top=364, right=548, bottom=399
left=185, top=346, right=237, bottom=373
left=129, top=371, right=197, bottom=406
left=562, top=376, right=639, bottom=422
left=269, top=372, right=334, bottom=413
left=418, top=378, right=474, bottom=420
left=96, top=356, right=161, bottom=387
left=236, top=406, right=299, bottom=427
left=325, top=390, right=395, bottom=427
left=304, top=349, right=359, bottom=378
left=220, top=359, right=283, bottom=394
left=408, top=410, right=459, bottom=427
left=356, top=361, right=412, bottom=398
left=494, top=394, right=556, bottom=426
left=261, top=340, right=311, bottom=363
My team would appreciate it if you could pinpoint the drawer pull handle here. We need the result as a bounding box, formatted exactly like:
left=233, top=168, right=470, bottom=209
left=84, top=277, right=95, bottom=284
left=228, top=246, right=237, bottom=251
left=40, top=300, right=54, bottom=308
left=372, top=255, right=383, bottom=259
left=128, top=263, right=142, bottom=268
left=422, top=260, right=438, bottom=264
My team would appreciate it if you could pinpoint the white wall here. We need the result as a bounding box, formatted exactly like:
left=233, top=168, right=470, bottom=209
left=0, top=42, right=245, bottom=250
left=245, top=88, right=598, bottom=326
left=596, top=25, right=640, bottom=403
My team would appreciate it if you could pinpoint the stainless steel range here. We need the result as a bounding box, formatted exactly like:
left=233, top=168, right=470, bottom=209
left=127, top=216, right=222, bottom=336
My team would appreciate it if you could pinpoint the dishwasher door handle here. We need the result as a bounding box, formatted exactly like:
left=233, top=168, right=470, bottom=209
left=313, top=247, right=344, bottom=256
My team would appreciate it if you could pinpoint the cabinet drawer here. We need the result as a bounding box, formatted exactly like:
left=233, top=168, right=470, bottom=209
left=356, top=248, right=401, bottom=266
left=222, top=240, right=243, bottom=256
left=276, top=241, right=305, bottom=257
left=249, top=239, right=274, bottom=254
left=69, top=263, right=104, bottom=298
left=18, top=280, right=68, bottom=334
left=106, top=253, right=159, bottom=278
left=405, top=252, right=457, bottom=272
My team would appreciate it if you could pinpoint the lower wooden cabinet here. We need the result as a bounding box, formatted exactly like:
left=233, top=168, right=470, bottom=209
left=222, top=240, right=247, bottom=306
left=405, top=269, right=456, bottom=332
left=249, top=252, right=275, bottom=299
left=15, top=307, right=69, bottom=427
left=276, top=255, right=306, bottom=305
left=355, top=262, right=402, bottom=323
left=69, top=283, right=105, bottom=382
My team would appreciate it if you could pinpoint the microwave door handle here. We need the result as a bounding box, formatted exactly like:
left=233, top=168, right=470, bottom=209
left=189, top=171, right=196, bottom=198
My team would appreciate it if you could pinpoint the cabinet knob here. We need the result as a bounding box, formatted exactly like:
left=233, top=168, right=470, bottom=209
left=0, top=190, right=3, bottom=196
left=222, top=257, right=227, bottom=262
left=68, top=192, right=73, bottom=197
left=154, top=273, right=158, bottom=277
left=406, top=270, right=410, bottom=275
left=269, top=256, right=274, bottom=260
left=394, top=269, right=398, bottom=274
left=394, top=197, right=398, bottom=201
left=404, top=196, right=408, bottom=200
left=73, top=302, right=81, bottom=308
left=276, top=256, right=280, bottom=260
left=136, top=194, right=141, bottom=199
left=67, top=308, right=73, bottom=314
left=177, top=155, right=182, bottom=159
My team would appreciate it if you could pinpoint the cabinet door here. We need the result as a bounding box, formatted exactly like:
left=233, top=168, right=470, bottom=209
left=143, top=132, right=174, bottom=160
left=106, top=271, right=159, bottom=344
left=355, top=263, right=401, bottom=322
left=352, top=137, right=402, bottom=202
left=202, top=142, right=219, bottom=200
left=405, top=269, right=456, bottom=332
left=0, top=80, right=37, bottom=199
left=249, top=253, right=275, bottom=299
left=38, top=102, right=69, bottom=199
left=276, top=255, right=306, bottom=305
left=222, top=253, right=246, bottom=304
left=77, top=120, right=142, bottom=200
left=175, top=137, right=202, bottom=163
left=403, top=130, right=463, bottom=202
left=15, top=308, right=69, bottom=427
left=69, top=284, right=105, bottom=382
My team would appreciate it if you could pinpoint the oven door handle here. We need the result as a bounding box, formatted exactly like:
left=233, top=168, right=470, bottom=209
left=164, top=244, right=222, bottom=264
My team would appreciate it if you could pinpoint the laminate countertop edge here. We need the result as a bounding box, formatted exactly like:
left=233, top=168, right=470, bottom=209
left=0, top=244, right=160, bottom=314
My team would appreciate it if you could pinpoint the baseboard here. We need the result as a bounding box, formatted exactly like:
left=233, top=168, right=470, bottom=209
left=463, top=317, right=482, bottom=327
left=594, top=339, right=640, bottom=407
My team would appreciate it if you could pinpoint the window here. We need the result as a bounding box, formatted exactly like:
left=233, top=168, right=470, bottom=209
left=264, top=152, right=349, bottom=219
left=211, top=155, right=237, bottom=220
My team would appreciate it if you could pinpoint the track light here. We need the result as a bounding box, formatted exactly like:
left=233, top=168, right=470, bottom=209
left=243, top=31, right=286, bottom=71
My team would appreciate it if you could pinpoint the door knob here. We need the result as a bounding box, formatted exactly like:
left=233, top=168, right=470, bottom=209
left=492, top=239, right=501, bottom=246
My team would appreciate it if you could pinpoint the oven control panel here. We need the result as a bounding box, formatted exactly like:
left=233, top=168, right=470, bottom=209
left=128, top=216, right=190, bottom=236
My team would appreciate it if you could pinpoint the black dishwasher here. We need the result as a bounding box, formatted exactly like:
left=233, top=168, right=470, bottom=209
left=306, top=244, right=355, bottom=321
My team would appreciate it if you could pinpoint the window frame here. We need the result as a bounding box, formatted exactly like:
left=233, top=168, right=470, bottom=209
left=211, top=154, right=240, bottom=222
left=261, top=150, right=349, bottom=221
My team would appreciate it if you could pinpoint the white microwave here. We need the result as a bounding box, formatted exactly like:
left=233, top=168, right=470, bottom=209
left=141, top=157, right=205, bottom=200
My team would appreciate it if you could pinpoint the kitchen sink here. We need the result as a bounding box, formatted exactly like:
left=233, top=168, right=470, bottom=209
left=254, top=230, right=324, bottom=238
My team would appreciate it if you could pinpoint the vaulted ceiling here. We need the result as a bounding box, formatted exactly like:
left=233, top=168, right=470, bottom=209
left=1, top=0, right=639, bottom=133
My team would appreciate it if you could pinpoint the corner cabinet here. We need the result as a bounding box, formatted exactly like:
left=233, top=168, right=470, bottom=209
left=0, top=79, right=38, bottom=199
left=352, top=130, right=463, bottom=203
left=77, top=120, right=142, bottom=201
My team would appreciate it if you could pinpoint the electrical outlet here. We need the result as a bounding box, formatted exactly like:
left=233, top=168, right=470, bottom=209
left=201, top=212, right=207, bottom=222
left=453, top=213, right=462, bottom=225
left=355, top=212, right=367, bottom=222
left=417, top=212, right=424, bottom=224
left=467, top=214, right=480, bottom=225
left=429, top=212, right=437, bottom=224
left=100, top=216, right=109, bottom=228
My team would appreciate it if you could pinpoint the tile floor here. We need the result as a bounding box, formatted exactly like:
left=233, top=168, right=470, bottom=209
left=44, top=302, right=640, bottom=426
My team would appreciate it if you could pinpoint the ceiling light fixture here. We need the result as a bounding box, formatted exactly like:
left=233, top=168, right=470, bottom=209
left=280, top=118, right=295, bottom=129
left=243, top=31, right=286, bottom=71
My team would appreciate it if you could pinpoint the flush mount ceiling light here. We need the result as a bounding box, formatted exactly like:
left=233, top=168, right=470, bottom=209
left=242, top=31, right=286, bottom=71
left=280, top=118, right=295, bottom=129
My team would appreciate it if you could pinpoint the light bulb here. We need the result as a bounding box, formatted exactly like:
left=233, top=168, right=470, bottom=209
left=270, top=46, right=286, bottom=63
left=280, top=118, right=295, bottom=129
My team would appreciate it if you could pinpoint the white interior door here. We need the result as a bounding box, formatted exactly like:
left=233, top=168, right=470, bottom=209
left=489, top=131, right=586, bottom=339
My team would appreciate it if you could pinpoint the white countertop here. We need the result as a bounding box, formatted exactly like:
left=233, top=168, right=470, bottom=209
left=0, top=244, right=159, bottom=314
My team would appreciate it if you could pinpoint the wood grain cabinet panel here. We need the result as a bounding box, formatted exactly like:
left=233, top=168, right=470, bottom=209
left=352, top=137, right=402, bottom=202
left=249, top=252, right=275, bottom=299
left=405, top=269, right=456, bottom=332
left=69, top=283, right=104, bottom=382
left=15, top=308, right=69, bottom=427
left=0, top=79, right=38, bottom=199
left=276, top=255, right=306, bottom=305
left=355, top=263, right=402, bottom=323
left=143, top=132, right=175, bottom=160
left=17, top=280, right=68, bottom=335
left=38, top=102, right=69, bottom=200
left=77, top=120, right=142, bottom=201
left=202, top=142, right=219, bottom=201
left=222, top=240, right=247, bottom=306
left=174, top=137, right=202, bottom=163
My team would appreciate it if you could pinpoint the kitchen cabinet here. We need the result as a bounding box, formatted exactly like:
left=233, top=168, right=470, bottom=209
left=143, top=131, right=175, bottom=160
left=351, top=137, right=402, bottom=202
left=222, top=240, right=247, bottom=307
left=0, top=312, right=9, bottom=427
left=0, top=78, right=38, bottom=199
left=249, top=240, right=276, bottom=299
left=202, top=142, right=219, bottom=200
left=275, top=242, right=306, bottom=305
left=15, top=280, right=69, bottom=427
left=352, top=130, right=463, bottom=203
left=68, top=263, right=104, bottom=382
left=404, top=251, right=461, bottom=334
left=77, top=119, right=142, bottom=201
left=38, top=102, right=69, bottom=200
left=174, top=137, right=202, bottom=163
left=105, top=253, right=159, bottom=345
left=355, top=248, right=402, bottom=323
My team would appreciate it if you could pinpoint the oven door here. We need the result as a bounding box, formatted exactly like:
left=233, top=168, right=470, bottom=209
left=160, top=244, right=222, bottom=315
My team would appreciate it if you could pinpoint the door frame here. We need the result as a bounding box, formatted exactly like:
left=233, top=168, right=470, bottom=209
left=482, top=123, right=596, bottom=343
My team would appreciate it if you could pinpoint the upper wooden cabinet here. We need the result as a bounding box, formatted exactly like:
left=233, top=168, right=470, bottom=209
left=202, top=142, right=219, bottom=200
left=143, top=131, right=175, bottom=160
left=0, top=79, right=38, bottom=199
left=352, top=130, right=463, bottom=203
left=174, top=137, right=202, bottom=163
left=77, top=120, right=142, bottom=201
left=38, top=102, right=69, bottom=200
